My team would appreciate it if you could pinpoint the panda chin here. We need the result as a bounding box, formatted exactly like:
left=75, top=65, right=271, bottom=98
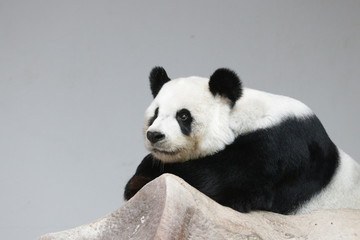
left=151, top=148, right=185, bottom=162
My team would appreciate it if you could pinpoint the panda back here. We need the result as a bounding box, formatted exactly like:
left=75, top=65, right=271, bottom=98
left=230, top=88, right=313, bottom=135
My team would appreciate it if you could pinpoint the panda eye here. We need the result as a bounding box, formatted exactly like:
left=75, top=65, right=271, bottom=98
left=179, top=113, right=188, bottom=121
left=176, top=109, right=191, bottom=122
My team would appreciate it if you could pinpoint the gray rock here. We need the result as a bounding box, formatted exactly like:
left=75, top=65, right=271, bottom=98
left=37, top=174, right=360, bottom=240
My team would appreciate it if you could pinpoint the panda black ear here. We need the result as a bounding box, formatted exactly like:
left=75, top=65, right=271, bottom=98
left=209, top=68, right=242, bottom=107
left=149, top=66, right=171, bottom=98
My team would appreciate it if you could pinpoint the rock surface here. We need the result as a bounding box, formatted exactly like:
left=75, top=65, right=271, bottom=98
left=38, top=174, right=360, bottom=240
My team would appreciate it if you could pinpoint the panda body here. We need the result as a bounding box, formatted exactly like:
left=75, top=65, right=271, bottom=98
left=125, top=67, right=360, bottom=214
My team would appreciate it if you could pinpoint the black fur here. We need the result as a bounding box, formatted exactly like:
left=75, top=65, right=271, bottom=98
left=125, top=115, right=339, bottom=214
left=209, top=68, right=242, bottom=107
left=149, top=67, right=171, bottom=98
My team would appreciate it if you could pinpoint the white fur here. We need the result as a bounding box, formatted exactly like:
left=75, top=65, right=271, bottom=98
left=230, top=88, right=313, bottom=135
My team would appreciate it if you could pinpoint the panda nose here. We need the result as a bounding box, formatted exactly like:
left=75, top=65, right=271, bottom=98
left=147, top=131, right=165, bottom=143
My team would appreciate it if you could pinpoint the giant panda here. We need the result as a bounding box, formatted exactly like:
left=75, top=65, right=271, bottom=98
left=124, top=67, right=360, bottom=214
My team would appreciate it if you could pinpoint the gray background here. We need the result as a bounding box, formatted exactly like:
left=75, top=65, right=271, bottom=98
left=1, top=1, right=359, bottom=239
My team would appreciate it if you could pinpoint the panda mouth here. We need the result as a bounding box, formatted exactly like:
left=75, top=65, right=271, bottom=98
left=152, top=148, right=180, bottom=156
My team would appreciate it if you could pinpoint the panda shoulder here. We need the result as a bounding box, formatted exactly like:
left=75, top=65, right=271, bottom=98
left=229, top=88, right=313, bottom=135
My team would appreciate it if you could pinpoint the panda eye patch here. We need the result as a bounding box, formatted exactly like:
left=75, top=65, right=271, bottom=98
left=148, top=107, right=159, bottom=126
left=176, top=109, right=193, bottom=136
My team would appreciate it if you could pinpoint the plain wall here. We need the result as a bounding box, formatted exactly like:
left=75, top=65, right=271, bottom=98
left=0, top=1, right=359, bottom=239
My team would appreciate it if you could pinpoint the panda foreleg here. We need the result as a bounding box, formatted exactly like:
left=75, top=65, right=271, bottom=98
left=124, top=154, right=162, bottom=200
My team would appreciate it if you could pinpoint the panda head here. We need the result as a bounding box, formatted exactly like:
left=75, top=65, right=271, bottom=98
left=144, top=66, right=242, bottom=163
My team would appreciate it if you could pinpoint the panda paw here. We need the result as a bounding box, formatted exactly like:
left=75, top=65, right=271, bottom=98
left=124, top=175, right=154, bottom=200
